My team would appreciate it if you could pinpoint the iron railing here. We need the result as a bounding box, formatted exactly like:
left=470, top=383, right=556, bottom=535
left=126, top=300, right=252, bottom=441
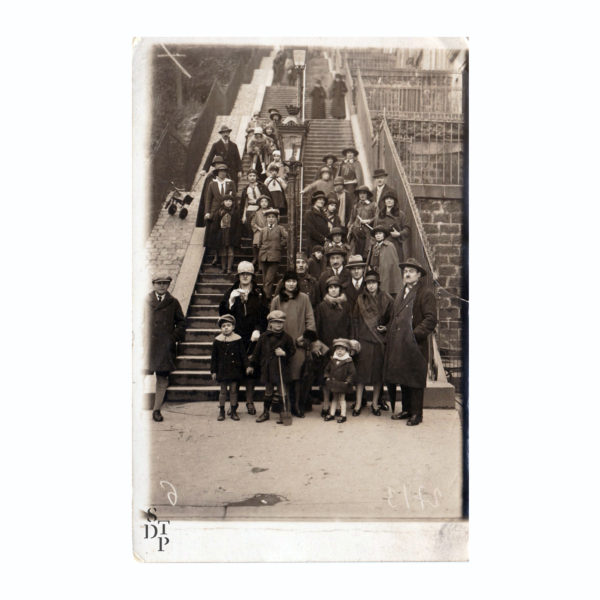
left=364, top=83, right=462, bottom=115
left=384, top=113, right=464, bottom=186
left=355, top=68, right=374, bottom=176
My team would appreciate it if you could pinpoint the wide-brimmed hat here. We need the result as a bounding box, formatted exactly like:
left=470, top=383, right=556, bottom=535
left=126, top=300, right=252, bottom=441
left=325, top=245, right=347, bottom=257
left=311, top=191, right=327, bottom=204
left=237, top=261, right=255, bottom=275
left=380, top=190, right=398, bottom=204
left=269, top=111, right=282, bottom=120
left=214, top=163, right=229, bottom=172
left=333, top=176, right=345, bottom=186
left=152, top=274, right=172, bottom=284
left=322, top=154, right=337, bottom=163
left=399, top=257, right=427, bottom=276
left=327, top=226, right=345, bottom=238
left=342, top=147, right=359, bottom=156
left=371, top=224, right=389, bottom=237
left=253, top=126, right=264, bottom=135
left=325, top=275, right=342, bottom=289
left=217, top=314, right=236, bottom=327
left=267, top=107, right=279, bottom=114
left=332, top=338, right=351, bottom=350
left=267, top=310, right=286, bottom=322
left=211, top=155, right=225, bottom=166
left=218, top=125, right=232, bottom=134
left=373, top=168, right=388, bottom=178
left=354, top=185, right=373, bottom=198
left=264, top=208, right=280, bottom=217
left=364, top=269, right=380, bottom=283
left=345, top=254, right=367, bottom=269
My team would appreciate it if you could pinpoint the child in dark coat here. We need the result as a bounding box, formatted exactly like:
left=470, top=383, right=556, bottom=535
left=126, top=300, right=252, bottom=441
left=295, top=329, right=329, bottom=415
left=323, top=338, right=357, bottom=423
left=210, top=314, right=249, bottom=421
left=248, top=310, right=296, bottom=423
left=216, top=193, right=242, bottom=274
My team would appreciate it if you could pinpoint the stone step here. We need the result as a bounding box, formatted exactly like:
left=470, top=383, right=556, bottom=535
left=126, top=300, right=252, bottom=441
left=178, top=341, right=213, bottom=355
left=185, top=328, right=220, bottom=343
left=187, top=316, right=226, bottom=329
left=188, top=304, right=220, bottom=317
left=169, top=370, right=217, bottom=385
left=175, top=355, right=212, bottom=369
left=194, top=282, right=232, bottom=294
left=191, top=293, right=223, bottom=305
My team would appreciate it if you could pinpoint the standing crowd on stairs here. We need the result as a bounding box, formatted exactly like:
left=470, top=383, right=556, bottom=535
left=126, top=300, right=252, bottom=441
left=147, top=140, right=437, bottom=426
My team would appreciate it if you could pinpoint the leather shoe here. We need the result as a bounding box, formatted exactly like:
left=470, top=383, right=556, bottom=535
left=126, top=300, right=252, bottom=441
left=337, top=416, right=347, bottom=423
left=152, top=410, right=163, bottom=422
left=352, top=408, right=361, bottom=417
left=380, top=402, right=390, bottom=411
left=406, top=415, right=422, bottom=426
left=321, top=408, right=328, bottom=418
left=246, top=403, right=256, bottom=415
left=391, top=411, right=410, bottom=420
left=371, top=406, right=381, bottom=416
left=256, top=411, right=270, bottom=423
left=324, top=414, right=335, bottom=421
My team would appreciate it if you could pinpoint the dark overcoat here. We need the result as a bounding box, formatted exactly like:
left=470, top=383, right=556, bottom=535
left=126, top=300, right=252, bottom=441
left=329, top=80, right=348, bottom=118
left=210, top=334, right=249, bottom=381
left=328, top=189, right=354, bottom=226
left=324, top=356, right=356, bottom=394
left=318, top=267, right=350, bottom=298
left=304, top=208, right=330, bottom=252
left=250, top=329, right=296, bottom=385
left=144, top=292, right=186, bottom=373
left=374, top=211, right=410, bottom=263
left=307, top=255, right=327, bottom=280
left=214, top=204, right=243, bottom=248
left=197, top=178, right=237, bottom=247
left=383, top=280, right=437, bottom=388
left=315, top=295, right=352, bottom=348
left=202, top=139, right=242, bottom=178
left=310, top=85, right=327, bottom=119
left=373, top=184, right=397, bottom=211
left=219, top=279, right=268, bottom=345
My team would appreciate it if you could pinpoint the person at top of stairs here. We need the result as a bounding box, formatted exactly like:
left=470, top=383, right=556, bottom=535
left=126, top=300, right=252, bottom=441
left=329, top=73, right=348, bottom=119
left=309, top=79, right=327, bottom=119
left=302, top=166, right=334, bottom=197
left=336, top=148, right=364, bottom=197
left=200, top=124, right=242, bottom=187
left=211, top=314, right=249, bottom=422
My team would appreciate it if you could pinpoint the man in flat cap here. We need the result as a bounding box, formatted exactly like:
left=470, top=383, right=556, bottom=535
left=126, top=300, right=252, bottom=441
left=200, top=124, right=242, bottom=187
left=144, top=275, right=187, bottom=422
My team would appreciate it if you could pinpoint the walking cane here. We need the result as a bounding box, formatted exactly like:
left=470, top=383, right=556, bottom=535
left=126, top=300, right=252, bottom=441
left=277, top=356, right=292, bottom=426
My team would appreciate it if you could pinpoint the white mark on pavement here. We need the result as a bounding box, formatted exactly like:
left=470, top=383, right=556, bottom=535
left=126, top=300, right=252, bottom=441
left=160, top=480, right=178, bottom=506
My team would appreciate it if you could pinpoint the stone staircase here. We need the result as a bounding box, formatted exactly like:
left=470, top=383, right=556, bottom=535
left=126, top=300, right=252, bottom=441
left=304, top=56, right=334, bottom=119
left=259, top=86, right=298, bottom=118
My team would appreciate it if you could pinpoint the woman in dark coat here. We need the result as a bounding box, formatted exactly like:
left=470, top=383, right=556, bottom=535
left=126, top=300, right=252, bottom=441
left=351, top=269, right=393, bottom=416
left=374, top=191, right=411, bottom=263
left=314, top=276, right=352, bottom=349
left=310, top=79, right=327, bottom=119
left=219, top=261, right=269, bottom=415
left=329, top=73, right=348, bottom=119
left=384, top=258, right=437, bottom=426
left=304, top=192, right=330, bottom=253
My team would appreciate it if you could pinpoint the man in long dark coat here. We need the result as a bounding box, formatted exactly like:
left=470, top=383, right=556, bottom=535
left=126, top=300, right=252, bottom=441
left=309, top=79, right=327, bottom=119
left=372, top=169, right=397, bottom=212
left=145, top=275, right=187, bottom=422
left=200, top=124, right=242, bottom=187
left=304, top=191, right=330, bottom=254
left=383, top=258, right=437, bottom=426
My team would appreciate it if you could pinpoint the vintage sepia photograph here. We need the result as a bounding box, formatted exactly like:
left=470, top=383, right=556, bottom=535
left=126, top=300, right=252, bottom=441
left=132, top=37, right=469, bottom=561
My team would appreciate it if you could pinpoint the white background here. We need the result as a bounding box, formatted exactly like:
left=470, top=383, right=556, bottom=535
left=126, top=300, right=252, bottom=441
left=2, top=1, right=599, bottom=597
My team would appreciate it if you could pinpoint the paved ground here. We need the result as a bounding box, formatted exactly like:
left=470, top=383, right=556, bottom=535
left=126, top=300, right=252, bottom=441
left=137, top=401, right=464, bottom=521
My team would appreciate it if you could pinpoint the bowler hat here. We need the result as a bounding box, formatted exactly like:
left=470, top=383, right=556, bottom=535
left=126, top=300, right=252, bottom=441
left=263, top=208, right=280, bottom=217
left=211, top=155, right=225, bottom=167
left=217, top=314, right=236, bottom=327
left=311, top=191, right=327, bottom=204
left=322, top=154, right=338, bottom=163
left=152, top=274, right=172, bottom=284
left=267, top=310, right=286, bottom=322
left=399, top=257, right=427, bottom=276
left=354, top=185, right=373, bottom=198
left=364, top=269, right=380, bottom=283
left=218, top=125, right=232, bottom=134
left=345, top=254, right=366, bottom=269
left=325, top=275, right=342, bottom=289
left=373, top=168, right=388, bottom=178
left=342, top=147, right=358, bottom=156
left=325, top=245, right=347, bottom=257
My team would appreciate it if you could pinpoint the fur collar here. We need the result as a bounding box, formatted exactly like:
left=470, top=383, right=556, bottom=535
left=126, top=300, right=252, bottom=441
left=323, top=293, right=347, bottom=308
left=215, top=333, right=241, bottom=342
left=279, top=287, right=299, bottom=302
left=332, top=353, right=351, bottom=363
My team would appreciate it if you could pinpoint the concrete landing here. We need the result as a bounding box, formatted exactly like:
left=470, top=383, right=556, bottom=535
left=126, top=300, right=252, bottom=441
left=138, top=402, right=464, bottom=521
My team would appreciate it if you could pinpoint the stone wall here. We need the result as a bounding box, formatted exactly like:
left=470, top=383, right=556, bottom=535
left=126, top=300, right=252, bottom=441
left=416, top=198, right=465, bottom=356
